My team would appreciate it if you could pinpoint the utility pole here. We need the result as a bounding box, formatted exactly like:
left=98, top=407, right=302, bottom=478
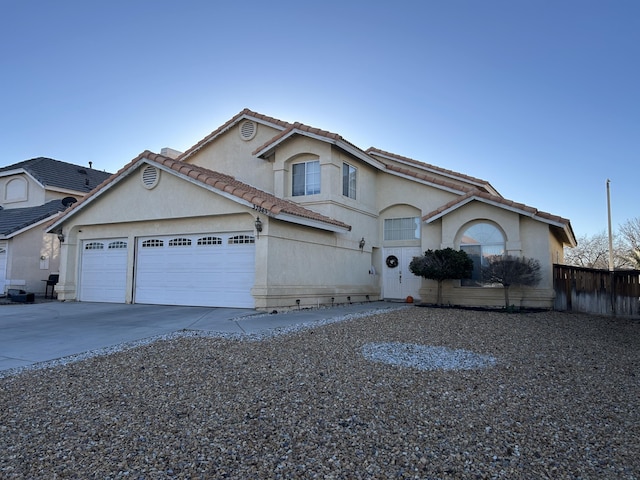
left=606, top=179, right=615, bottom=315
left=607, top=179, right=614, bottom=271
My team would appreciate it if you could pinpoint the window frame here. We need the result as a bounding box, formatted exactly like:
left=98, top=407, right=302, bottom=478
left=342, top=162, right=357, bottom=199
left=292, top=160, right=321, bottom=196
left=459, top=222, right=506, bottom=286
left=383, top=217, right=421, bottom=241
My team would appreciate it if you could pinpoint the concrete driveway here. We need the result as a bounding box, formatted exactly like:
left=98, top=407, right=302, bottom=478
left=0, top=301, right=398, bottom=374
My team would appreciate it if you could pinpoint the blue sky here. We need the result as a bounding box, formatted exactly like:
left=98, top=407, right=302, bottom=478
left=1, top=0, right=637, bottom=238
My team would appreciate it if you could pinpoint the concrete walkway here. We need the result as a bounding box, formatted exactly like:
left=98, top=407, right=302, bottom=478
left=0, top=301, right=403, bottom=373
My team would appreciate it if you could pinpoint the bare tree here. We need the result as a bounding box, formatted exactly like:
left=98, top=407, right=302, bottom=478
left=564, top=230, right=633, bottom=270
left=618, top=217, right=640, bottom=268
left=482, top=255, right=541, bottom=309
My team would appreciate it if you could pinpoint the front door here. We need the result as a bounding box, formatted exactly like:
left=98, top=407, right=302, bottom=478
left=383, top=247, right=422, bottom=300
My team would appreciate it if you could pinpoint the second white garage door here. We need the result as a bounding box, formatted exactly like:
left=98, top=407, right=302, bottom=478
left=134, top=233, right=255, bottom=308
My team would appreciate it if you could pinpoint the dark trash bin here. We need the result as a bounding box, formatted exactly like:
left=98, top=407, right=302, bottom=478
left=8, top=289, right=35, bottom=303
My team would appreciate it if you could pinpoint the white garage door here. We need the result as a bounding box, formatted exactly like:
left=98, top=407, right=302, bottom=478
left=79, top=239, right=128, bottom=303
left=134, top=233, right=255, bottom=308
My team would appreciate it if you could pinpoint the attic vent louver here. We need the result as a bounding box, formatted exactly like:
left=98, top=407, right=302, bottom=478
left=239, top=120, right=257, bottom=141
left=141, top=165, right=160, bottom=189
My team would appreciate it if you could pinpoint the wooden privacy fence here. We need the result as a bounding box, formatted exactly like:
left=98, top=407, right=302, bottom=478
left=554, top=264, right=640, bottom=316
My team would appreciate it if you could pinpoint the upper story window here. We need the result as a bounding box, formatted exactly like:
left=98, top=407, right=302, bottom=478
left=292, top=160, right=320, bottom=196
left=459, top=222, right=505, bottom=286
left=342, top=163, right=356, bottom=199
left=384, top=217, right=421, bottom=241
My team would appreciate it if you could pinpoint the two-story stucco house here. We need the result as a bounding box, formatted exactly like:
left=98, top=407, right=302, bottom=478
left=0, top=158, right=111, bottom=295
left=47, top=109, right=576, bottom=309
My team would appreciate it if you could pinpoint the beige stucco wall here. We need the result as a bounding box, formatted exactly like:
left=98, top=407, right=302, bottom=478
left=252, top=218, right=378, bottom=310
left=183, top=121, right=282, bottom=194
left=415, top=203, right=557, bottom=308
left=6, top=227, right=60, bottom=294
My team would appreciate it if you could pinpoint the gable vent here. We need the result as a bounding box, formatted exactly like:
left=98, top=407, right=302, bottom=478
left=141, top=165, right=160, bottom=189
left=239, top=120, right=257, bottom=141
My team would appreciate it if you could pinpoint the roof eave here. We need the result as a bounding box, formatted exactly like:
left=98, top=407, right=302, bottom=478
left=44, top=186, right=91, bottom=196
left=161, top=162, right=352, bottom=233
left=273, top=212, right=351, bottom=233
left=254, top=129, right=385, bottom=170
left=46, top=159, right=144, bottom=233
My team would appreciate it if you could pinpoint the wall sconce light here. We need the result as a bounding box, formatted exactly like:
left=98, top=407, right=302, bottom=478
left=254, top=216, right=263, bottom=237
left=57, top=233, right=65, bottom=243
left=359, top=237, right=365, bottom=251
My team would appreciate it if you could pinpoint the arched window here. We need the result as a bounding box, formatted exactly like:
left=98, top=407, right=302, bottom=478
left=460, top=223, right=505, bottom=286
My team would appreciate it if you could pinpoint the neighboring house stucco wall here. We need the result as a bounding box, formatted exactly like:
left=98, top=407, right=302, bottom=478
left=0, top=158, right=112, bottom=296
left=5, top=229, right=59, bottom=294
left=1, top=174, right=45, bottom=208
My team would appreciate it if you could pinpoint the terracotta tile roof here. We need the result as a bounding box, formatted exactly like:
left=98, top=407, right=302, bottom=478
left=423, top=190, right=573, bottom=228
left=252, top=121, right=369, bottom=160
left=180, top=108, right=292, bottom=161
left=384, top=163, right=478, bottom=194
left=50, top=151, right=351, bottom=232
left=366, top=147, right=496, bottom=194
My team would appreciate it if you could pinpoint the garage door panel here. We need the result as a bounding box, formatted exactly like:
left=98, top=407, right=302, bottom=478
left=80, top=239, right=128, bottom=303
left=135, top=233, right=255, bottom=308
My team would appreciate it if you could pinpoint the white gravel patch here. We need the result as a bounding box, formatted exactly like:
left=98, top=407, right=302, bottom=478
left=362, top=341, right=497, bottom=371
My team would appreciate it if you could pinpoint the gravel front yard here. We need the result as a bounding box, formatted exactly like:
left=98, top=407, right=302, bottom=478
left=1, top=307, right=638, bottom=479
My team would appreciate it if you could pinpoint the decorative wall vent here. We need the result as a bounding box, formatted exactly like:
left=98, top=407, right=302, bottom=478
left=239, top=120, right=257, bottom=141
left=141, top=165, right=160, bottom=189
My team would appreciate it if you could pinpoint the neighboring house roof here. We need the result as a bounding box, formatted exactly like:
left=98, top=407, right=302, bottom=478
left=0, top=157, right=112, bottom=193
left=423, top=190, right=577, bottom=246
left=47, top=151, right=352, bottom=233
left=0, top=199, right=68, bottom=238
